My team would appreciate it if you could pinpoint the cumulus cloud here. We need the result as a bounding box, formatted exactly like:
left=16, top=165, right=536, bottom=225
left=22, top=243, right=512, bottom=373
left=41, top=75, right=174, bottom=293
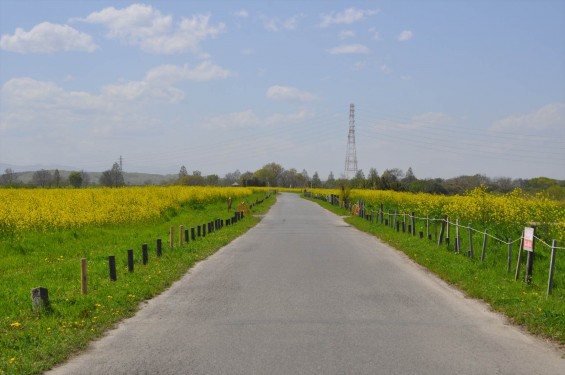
left=80, top=4, right=224, bottom=55
left=234, top=9, right=249, bottom=18
left=339, top=30, right=355, bottom=40
left=0, top=22, right=97, bottom=53
left=261, top=14, right=302, bottom=32
left=319, top=8, right=378, bottom=28
left=201, top=109, right=315, bottom=130
left=491, top=103, right=565, bottom=131
left=266, top=85, right=317, bottom=102
left=398, top=30, right=413, bottom=41
left=328, top=44, right=370, bottom=54
left=104, top=61, right=233, bottom=102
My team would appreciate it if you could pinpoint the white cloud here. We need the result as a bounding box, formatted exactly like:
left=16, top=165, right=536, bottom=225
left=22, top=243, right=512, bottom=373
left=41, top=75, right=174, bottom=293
left=80, top=4, right=224, bottom=55
left=201, top=109, right=315, bottom=130
left=81, top=4, right=172, bottom=40
left=266, top=85, right=317, bottom=102
left=234, top=9, right=249, bottom=18
left=319, top=8, right=378, bottom=28
left=201, top=110, right=261, bottom=129
left=104, top=61, right=233, bottom=102
left=491, top=103, right=565, bottom=131
left=380, top=64, right=392, bottom=74
left=398, top=30, right=413, bottom=41
left=261, top=14, right=302, bottom=32
left=0, top=22, right=97, bottom=53
left=339, top=30, right=355, bottom=40
left=328, top=44, right=370, bottom=54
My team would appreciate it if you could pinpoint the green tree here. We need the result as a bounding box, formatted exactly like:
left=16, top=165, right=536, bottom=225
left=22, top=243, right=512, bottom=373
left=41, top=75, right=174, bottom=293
left=32, top=169, right=52, bottom=187
left=311, top=171, right=322, bottom=188
left=325, top=171, right=336, bottom=188
left=179, top=165, right=188, bottom=180
left=99, top=162, right=125, bottom=187
left=367, top=168, right=379, bottom=189
left=69, top=171, right=83, bottom=188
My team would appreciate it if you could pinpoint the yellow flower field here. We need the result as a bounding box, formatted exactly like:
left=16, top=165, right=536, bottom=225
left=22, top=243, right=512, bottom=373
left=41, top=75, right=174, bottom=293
left=308, top=186, right=565, bottom=242
left=0, top=186, right=252, bottom=236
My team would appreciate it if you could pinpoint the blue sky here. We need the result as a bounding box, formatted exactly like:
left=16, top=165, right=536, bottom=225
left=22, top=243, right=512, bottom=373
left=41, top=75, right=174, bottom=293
left=1, top=0, right=564, bottom=180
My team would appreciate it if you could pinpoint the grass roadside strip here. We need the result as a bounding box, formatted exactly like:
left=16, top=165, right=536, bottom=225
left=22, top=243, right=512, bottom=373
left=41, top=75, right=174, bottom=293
left=305, top=195, right=565, bottom=350
left=1, top=192, right=276, bottom=375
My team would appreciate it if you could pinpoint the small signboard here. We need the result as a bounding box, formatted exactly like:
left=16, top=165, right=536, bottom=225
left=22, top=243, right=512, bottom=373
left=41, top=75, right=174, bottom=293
left=523, top=227, right=534, bottom=252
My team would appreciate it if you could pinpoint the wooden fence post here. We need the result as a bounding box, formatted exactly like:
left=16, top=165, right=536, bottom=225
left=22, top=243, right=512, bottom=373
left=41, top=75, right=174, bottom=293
left=455, top=219, right=460, bottom=253
left=438, top=216, right=446, bottom=246
left=157, top=239, right=162, bottom=257
left=109, top=256, right=117, bottom=281
left=81, top=258, right=88, bottom=295
left=179, top=225, right=184, bottom=247
left=191, top=227, right=196, bottom=241
left=127, top=249, right=134, bottom=272
left=170, top=226, right=174, bottom=248
left=547, top=240, right=557, bottom=297
left=468, top=223, right=474, bottom=258
left=31, top=287, right=50, bottom=312
left=506, top=238, right=511, bottom=273
left=514, top=235, right=524, bottom=281
left=142, top=243, right=148, bottom=265
left=411, top=212, right=416, bottom=236
left=481, top=230, right=488, bottom=262
left=445, top=217, right=450, bottom=248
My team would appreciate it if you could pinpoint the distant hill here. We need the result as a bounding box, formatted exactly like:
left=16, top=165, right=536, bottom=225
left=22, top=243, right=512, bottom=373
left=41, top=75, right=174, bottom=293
left=6, top=169, right=177, bottom=186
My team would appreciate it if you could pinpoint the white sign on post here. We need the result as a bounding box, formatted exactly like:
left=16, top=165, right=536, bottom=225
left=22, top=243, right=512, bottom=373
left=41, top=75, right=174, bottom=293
left=523, top=227, right=534, bottom=252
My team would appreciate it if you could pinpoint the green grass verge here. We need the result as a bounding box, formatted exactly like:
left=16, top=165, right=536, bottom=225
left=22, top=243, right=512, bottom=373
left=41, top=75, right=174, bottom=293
left=0, top=192, right=276, bottom=375
left=306, top=196, right=565, bottom=348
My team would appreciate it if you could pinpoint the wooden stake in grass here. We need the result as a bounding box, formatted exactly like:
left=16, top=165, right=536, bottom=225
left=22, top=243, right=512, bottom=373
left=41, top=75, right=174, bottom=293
left=81, top=258, right=87, bottom=295
left=170, top=225, right=174, bottom=248
left=179, top=225, right=184, bottom=247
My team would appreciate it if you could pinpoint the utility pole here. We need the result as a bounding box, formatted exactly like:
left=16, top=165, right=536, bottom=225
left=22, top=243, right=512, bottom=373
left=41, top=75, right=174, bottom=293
left=344, top=103, right=358, bottom=180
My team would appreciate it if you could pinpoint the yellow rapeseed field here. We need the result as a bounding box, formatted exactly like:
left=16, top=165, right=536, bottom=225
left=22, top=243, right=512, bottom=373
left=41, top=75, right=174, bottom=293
left=308, top=186, right=565, bottom=242
left=0, top=186, right=252, bottom=236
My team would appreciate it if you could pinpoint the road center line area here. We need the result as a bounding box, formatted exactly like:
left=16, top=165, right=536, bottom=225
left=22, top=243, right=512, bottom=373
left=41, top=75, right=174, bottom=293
left=48, top=193, right=565, bottom=375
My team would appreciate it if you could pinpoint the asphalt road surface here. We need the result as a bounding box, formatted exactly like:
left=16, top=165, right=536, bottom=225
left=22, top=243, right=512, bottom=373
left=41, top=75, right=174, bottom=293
left=48, top=193, right=565, bottom=375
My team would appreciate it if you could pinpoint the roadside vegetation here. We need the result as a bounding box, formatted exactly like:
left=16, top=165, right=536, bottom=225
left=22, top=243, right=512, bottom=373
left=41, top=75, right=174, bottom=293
left=0, top=188, right=275, bottom=375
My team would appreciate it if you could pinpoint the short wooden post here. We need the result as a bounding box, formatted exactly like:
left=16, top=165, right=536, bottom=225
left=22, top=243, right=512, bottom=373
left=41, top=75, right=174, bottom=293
left=547, top=240, right=557, bottom=297
left=31, top=287, right=50, bottom=312
left=202, top=224, right=206, bottom=237
left=426, top=216, right=430, bottom=239
left=445, top=217, right=450, bottom=248
left=197, top=226, right=201, bottom=237
left=514, top=236, right=524, bottom=281
left=157, top=239, right=162, bottom=257
left=127, top=249, right=134, bottom=272
left=481, top=230, right=488, bottom=262
left=170, top=225, right=174, bottom=248
left=419, top=231, right=424, bottom=239
left=455, top=219, right=460, bottom=253
left=109, top=256, right=117, bottom=281
left=185, top=229, right=189, bottom=243
left=525, top=240, right=535, bottom=284
left=142, top=243, right=148, bottom=265
left=468, top=223, right=474, bottom=258
left=191, top=227, right=196, bottom=241
left=81, top=258, right=88, bottom=295
left=438, top=216, right=446, bottom=246
left=179, top=225, right=184, bottom=247
left=506, top=239, right=512, bottom=273
left=411, top=212, right=416, bottom=236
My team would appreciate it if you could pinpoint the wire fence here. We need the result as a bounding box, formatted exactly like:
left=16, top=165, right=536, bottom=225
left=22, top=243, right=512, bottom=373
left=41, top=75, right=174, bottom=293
left=305, top=192, right=563, bottom=298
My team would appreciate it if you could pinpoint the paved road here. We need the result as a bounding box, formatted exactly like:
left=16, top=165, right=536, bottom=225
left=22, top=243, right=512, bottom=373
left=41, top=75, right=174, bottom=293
left=48, top=193, right=564, bottom=375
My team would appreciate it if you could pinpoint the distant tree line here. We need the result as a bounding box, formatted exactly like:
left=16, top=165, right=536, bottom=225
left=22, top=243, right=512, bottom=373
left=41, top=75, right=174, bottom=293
left=2, top=161, right=564, bottom=201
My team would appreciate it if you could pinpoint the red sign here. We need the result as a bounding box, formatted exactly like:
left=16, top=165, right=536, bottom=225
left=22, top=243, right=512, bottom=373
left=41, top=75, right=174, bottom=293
left=523, top=227, right=534, bottom=252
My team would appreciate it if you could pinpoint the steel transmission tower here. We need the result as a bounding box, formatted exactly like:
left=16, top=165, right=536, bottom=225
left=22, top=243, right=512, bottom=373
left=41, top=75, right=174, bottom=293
left=344, top=103, right=358, bottom=179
